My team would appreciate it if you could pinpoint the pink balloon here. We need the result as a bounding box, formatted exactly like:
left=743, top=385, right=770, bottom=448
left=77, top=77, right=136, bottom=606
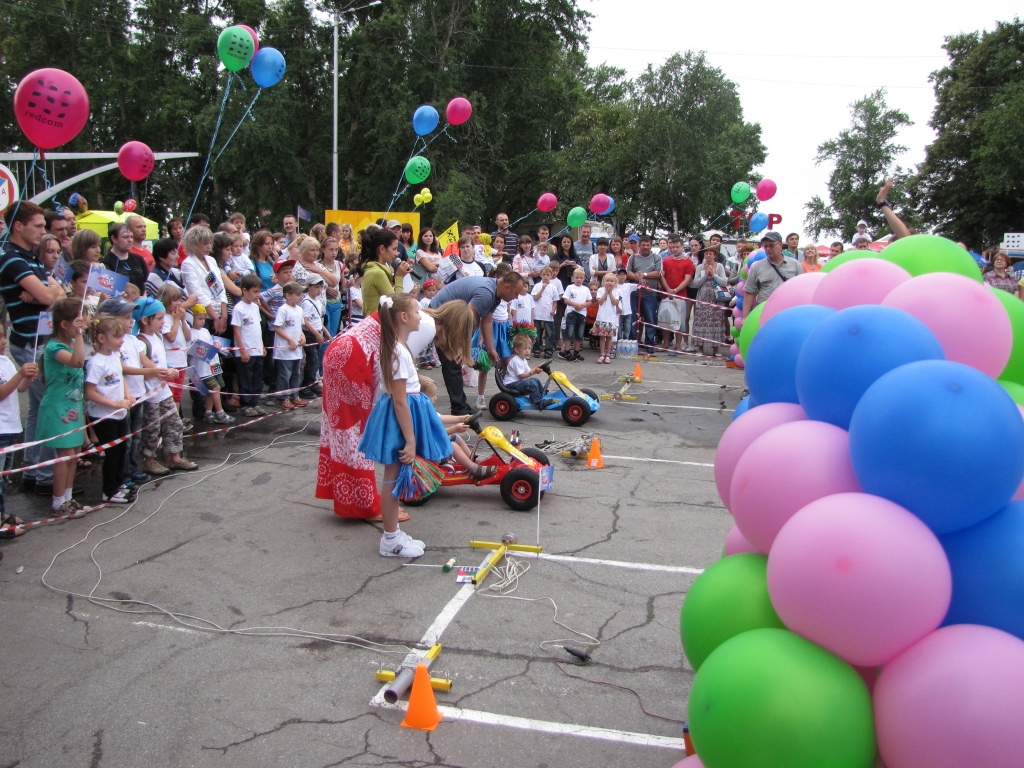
left=729, top=343, right=739, bottom=356
left=117, top=140, right=154, bottom=181
left=238, top=24, right=259, bottom=52
left=875, top=624, right=1024, bottom=768
left=537, top=192, right=557, bottom=213
left=734, top=315, right=743, bottom=329
left=714, top=401, right=807, bottom=510
left=756, top=178, right=777, bottom=201
left=758, top=271, right=827, bottom=324
left=854, top=664, right=879, bottom=695
left=767, top=492, right=951, bottom=666
left=882, top=272, right=1012, bottom=377
left=724, top=524, right=758, bottom=555
left=446, top=97, right=472, bottom=126
left=733, top=353, right=743, bottom=368
left=730, top=421, right=862, bottom=553
left=590, top=193, right=610, bottom=214
left=671, top=757, right=704, bottom=768
left=812, top=258, right=912, bottom=310
left=14, top=68, right=90, bottom=150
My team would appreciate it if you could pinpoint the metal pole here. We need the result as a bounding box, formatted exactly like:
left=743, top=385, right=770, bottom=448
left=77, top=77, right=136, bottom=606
left=332, top=17, right=339, bottom=211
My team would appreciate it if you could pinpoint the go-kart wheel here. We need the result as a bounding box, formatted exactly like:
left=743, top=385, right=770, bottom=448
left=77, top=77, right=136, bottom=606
left=561, top=396, right=591, bottom=427
left=500, top=466, right=540, bottom=511
left=520, top=446, right=550, bottom=466
left=581, top=388, right=600, bottom=411
left=402, top=490, right=434, bottom=507
left=489, top=393, right=518, bottom=421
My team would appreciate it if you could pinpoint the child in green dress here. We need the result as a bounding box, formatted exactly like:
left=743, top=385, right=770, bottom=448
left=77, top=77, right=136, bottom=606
left=36, top=298, right=89, bottom=516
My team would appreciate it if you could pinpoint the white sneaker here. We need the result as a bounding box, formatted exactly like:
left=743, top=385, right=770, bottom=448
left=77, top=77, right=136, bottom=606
left=103, top=486, right=133, bottom=504
left=475, top=395, right=487, bottom=409
left=379, top=530, right=425, bottom=558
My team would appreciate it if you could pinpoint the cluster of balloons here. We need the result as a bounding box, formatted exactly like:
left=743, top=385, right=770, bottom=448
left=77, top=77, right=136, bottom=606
left=413, top=187, right=432, bottom=207
left=589, top=193, right=615, bottom=216
left=411, top=97, right=473, bottom=136
left=217, top=25, right=286, bottom=87
left=14, top=68, right=90, bottom=150
left=680, top=233, right=1024, bottom=768
left=728, top=179, right=777, bottom=233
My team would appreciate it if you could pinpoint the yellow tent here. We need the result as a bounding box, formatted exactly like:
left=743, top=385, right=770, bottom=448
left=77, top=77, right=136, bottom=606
left=75, top=210, right=160, bottom=241
left=325, top=210, right=420, bottom=237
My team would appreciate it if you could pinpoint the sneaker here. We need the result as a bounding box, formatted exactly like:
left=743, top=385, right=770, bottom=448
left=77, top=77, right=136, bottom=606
left=213, top=411, right=236, bottom=424
left=291, top=399, right=310, bottom=408
left=572, top=352, right=584, bottom=362
left=543, top=350, right=554, bottom=359
left=475, top=395, right=487, bottom=409
left=57, top=501, right=87, bottom=518
left=103, top=486, right=133, bottom=504
left=241, top=406, right=260, bottom=417
left=558, top=350, right=572, bottom=361
left=379, top=530, right=425, bottom=558
left=532, top=350, right=541, bottom=358
left=66, top=498, right=84, bottom=511
left=180, top=417, right=194, bottom=431
left=131, top=472, right=151, bottom=484
left=144, top=460, right=171, bottom=476
left=683, top=345, right=698, bottom=353
left=204, top=410, right=215, bottom=422
left=254, top=406, right=270, bottom=416
left=279, top=400, right=295, bottom=410
left=539, top=398, right=557, bottom=409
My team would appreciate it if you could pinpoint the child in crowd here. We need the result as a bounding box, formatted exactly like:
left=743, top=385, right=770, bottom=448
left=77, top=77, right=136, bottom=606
left=348, top=273, right=364, bottom=327
left=511, top=235, right=536, bottom=283
left=228, top=234, right=254, bottom=276
left=320, top=237, right=344, bottom=337
left=616, top=269, right=636, bottom=342
left=68, top=260, right=98, bottom=363
left=416, top=281, right=441, bottom=368
left=510, top=280, right=534, bottom=326
left=259, top=259, right=294, bottom=393
left=123, top=282, right=141, bottom=303
left=190, top=306, right=236, bottom=424
left=273, top=232, right=287, bottom=255
left=418, top=375, right=496, bottom=477
left=85, top=315, right=136, bottom=504
left=273, top=282, right=308, bottom=410
left=0, top=327, right=38, bottom=537
left=531, top=265, right=562, bottom=359
left=585, top=279, right=600, bottom=349
left=502, top=334, right=553, bottom=408
left=159, top=283, right=191, bottom=422
left=559, top=268, right=591, bottom=362
left=456, top=236, right=484, bottom=278
left=134, top=297, right=198, bottom=475
left=233, top=273, right=268, bottom=418
left=35, top=298, right=88, bottom=515
left=594, top=273, right=623, bottom=364
left=300, top=276, right=328, bottom=398
left=357, top=295, right=459, bottom=558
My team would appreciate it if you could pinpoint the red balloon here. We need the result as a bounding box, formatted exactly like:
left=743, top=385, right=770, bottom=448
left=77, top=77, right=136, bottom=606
left=590, top=193, right=610, bottom=215
left=117, top=141, right=155, bottom=182
left=446, top=97, right=472, bottom=126
left=537, top=192, right=558, bottom=213
left=14, top=68, right=90, bottom=150
left=756, top=178, right=777, bottom=201
left=123, top=199, right=137, bottom=213
left=238, top=24, right=260, bottom=53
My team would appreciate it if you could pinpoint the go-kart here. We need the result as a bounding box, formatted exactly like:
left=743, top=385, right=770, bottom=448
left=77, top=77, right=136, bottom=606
left=403, top=412, right=550, bottom=512
left=488, top=362, right=600, bottom=427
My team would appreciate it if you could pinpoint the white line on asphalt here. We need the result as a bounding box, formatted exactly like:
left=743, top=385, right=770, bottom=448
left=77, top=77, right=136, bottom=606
left=528, top=552, right=704, bottom=575
left=602, top=454, right=714, bottom=468
left=418, top=582, right=476, bottom=648
left=638, top=380, right=733, bottom=387
left=132, top=621, right=199, bottom=635
left=610, top=401, right=733, bottom=412
left=370, top=698, right=687, bottom=750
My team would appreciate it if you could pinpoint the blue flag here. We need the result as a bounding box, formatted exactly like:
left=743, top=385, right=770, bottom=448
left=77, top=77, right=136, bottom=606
left=296, top=205, right=312, bottom=222
left=52, top=257, right=72, bottom=287
left=187, top=339, right=220, bottom=363
left=86, top=265, right=128, bottom=296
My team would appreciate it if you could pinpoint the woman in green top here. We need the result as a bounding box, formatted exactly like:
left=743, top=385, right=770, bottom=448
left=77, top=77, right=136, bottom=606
left=35, top=298, right=89, bottom=516
left=357, top=228, right=413, bottom=315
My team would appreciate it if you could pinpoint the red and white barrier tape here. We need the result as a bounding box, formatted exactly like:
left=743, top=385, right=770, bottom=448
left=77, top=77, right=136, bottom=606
left=16, top=503, right=109, bottom=529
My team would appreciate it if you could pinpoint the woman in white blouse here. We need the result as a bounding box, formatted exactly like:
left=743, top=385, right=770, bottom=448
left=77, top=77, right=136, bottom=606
left=180, top=225, right=228, bottom=334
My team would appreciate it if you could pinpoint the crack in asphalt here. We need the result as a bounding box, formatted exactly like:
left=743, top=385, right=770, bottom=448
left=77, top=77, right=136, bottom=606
left=263, top=564, right=404, bottom=618
left=122, top=534, right=208, bottom=570
left=65, top=594, right=91, bottom=647
left=202, top=713, right=371, bottom=754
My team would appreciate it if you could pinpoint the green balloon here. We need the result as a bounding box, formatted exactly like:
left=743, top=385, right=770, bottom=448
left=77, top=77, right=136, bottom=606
left=991, top=286, right=1024, bottom=385
left=882, top=234, right=982, bottom=282
left=737, top=301, right=764, bottom=358
left=819, top=250, right=883, bottom=274
left=689, top=628, right=876, bottom=768
left=405, top=156, right=431, bottom=184
left=680, top=554, right=784, bottom=672
left=218, top=26, right=255, bottom=72
left=998, top=379, right=1024, bottom=405
left=567, top=206, right=587, bottom=228
left=730, top=325, right=740, bottom=339
left=731, top=182, right=751, bottom=204
left=113, top=201, right=124, bottom=215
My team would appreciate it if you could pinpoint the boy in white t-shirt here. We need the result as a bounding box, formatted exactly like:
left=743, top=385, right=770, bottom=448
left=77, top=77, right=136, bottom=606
left=273, top=282, right=307, bottom=409
left=559, top=268, right=592, bottom=362
left=501, top=334, right=552, bottom=408
left=510, top=281, right=535, bottom=326
left=190, top=307, right=236, bottom=425
left=232, top=274, right=268, bottom=418
left=0, top=327, right=38, bottom=533
left=616, top=269, right=637, bottom=342
left=531, top=265, right=562, bottom=358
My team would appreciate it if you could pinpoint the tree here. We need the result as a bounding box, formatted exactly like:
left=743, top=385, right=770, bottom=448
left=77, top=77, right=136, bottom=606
left=804, top=89, right=913, bottom=241
left=916, top=19, right=1024, bottom=247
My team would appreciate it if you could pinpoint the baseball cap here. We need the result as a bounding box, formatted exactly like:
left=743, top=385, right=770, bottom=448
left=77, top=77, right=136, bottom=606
left=273, top=259, right=296, bottom=274
left=627, top=234, right=640, bottom=243
left=760, top=231, right=783, bottom=243
left=386, top=219, right=401, bottom=229
left=97, top=297, right=135, bottom=315
left=423, top=279, right=438, bottom=289
left=856, top=219, right=869, bottom=228
left=307, top=275, right=324, bottom=285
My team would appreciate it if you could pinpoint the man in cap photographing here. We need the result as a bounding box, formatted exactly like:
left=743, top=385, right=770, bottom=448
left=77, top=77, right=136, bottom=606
left=743, top=231, right=802, bottom=312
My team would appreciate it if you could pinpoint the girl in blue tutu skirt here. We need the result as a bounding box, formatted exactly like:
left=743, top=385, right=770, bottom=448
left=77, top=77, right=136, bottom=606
left=358, top=294, right=458, bottom=558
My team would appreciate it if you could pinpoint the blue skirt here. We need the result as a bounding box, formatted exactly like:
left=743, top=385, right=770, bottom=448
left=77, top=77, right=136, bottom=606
left=359, top=392, right=453, bottom=465
left=493, top=320, right=513, bottom=359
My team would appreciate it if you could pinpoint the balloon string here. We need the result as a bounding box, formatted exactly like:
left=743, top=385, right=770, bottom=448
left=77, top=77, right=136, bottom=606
left=508, top=208, right=538, bottom=229
left=383, top=137, right=424, bottom=217
left=210, top=88, right=263, bottom=168
left=0, top=149, right=39, bottom=250
left=36, top=154, right=64, bottom=214
left=541, top=225, right=570, bottom=245
left=414, top=124, right=451, bottom=156
left=186, top=71, right=235, bottom=226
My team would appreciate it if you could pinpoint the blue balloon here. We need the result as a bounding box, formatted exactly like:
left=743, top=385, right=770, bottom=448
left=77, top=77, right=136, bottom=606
left=735, top=294, right=744, bottom=311
left=744, top=250, right=766, bottom=271
left=603, top=196, right=615, bottom=215
left=849, top=360, right=1024, bottom=534
left=732, top=396, right=753, bottom=421
left=745, top=305, right=836, bottom=405
left=412, top=105, right=439, bottom=136
left=251, top=47, right=286, bottom=88
left=796, top=306, right=946, bottom=430
left=749, top=212, right=769, bottom=232
left=941, top=501, right=1024, bottom=639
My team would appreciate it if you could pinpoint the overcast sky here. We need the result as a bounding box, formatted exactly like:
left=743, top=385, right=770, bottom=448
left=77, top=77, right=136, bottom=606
left=581, top=0, right=1020, bottom=242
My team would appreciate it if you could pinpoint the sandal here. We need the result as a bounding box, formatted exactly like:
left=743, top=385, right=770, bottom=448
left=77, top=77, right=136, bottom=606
left=469, top=464, right=497, bottom=480
left=2, top=514, right=25, bottom=528
left=0, top=518, right=25, bottom=538
left=368, top=509, right=411, bottom=523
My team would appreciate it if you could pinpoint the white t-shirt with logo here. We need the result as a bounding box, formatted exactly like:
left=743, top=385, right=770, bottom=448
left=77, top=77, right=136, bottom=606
left=231, top=300, right=264, bottom=357
left=531, top=280, right=563, bottom=322
left=0, top=356, right=23, bottom=435
left=120, top=335, right=147, bottom=399
left=301, top=296, right=324, bottom=333
left=85, top=351, right=126, bottom=419
left=510, top=294, right=534, bottom=324
left=139, top=332, right=172, bottom=402
left=273, top=303, right=304, bottom=361
left=503, top=354, right=532, bottom=387
left=161, top=313, right=189, bottom=368
left=563, top=284, right=591, bottom=317
left=190, top=327, right=223, bottom=378
left=595, top=287, right=622, bottom=324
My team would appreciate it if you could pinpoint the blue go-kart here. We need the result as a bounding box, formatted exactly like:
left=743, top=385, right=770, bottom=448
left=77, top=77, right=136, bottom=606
left=488, top=361, right=600, bottom=427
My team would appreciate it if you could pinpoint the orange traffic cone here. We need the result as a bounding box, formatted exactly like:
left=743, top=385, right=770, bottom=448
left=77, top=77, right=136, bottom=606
left=586, top=437, right=604, bottom=469
left=400, top=663, right=443, bottom=731
left=631, top=364, right=643, bottom=382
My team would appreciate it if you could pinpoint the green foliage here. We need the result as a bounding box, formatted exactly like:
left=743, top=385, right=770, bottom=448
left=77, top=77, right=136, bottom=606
left=916, top=19, right=1024, bottom=247
left=804, top=89, right=913, bottom=242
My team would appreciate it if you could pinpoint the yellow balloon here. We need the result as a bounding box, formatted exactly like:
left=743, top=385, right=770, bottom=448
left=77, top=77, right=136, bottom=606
left=422, top=192, right=433, bottom=203
left=413, top=194, right=424, bottom=206
left=420, top=187, right=431, bottom=196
